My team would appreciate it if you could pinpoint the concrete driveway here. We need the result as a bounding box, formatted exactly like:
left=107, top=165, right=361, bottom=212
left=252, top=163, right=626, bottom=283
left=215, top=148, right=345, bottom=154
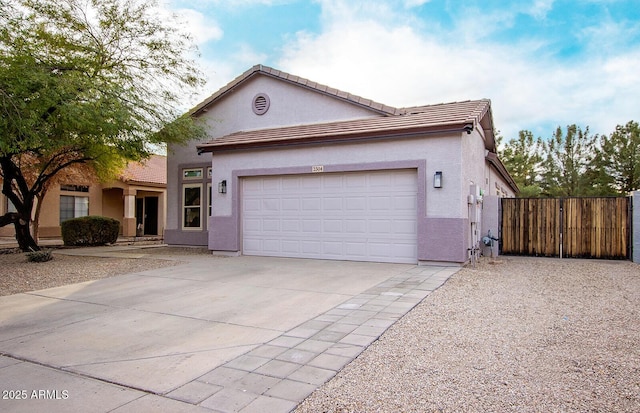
left=0, top=253, right=457, bottom=413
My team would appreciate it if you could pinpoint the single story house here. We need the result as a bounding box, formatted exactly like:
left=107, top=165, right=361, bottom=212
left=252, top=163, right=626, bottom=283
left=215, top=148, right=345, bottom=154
left=165, top=65, right=517, bottom=264
left=0, top=155, right=167, bottom=239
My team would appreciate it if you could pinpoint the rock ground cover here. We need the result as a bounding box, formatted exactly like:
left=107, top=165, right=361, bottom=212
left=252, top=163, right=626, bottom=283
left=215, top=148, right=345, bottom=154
left=295, top=257, right=640, bottom=413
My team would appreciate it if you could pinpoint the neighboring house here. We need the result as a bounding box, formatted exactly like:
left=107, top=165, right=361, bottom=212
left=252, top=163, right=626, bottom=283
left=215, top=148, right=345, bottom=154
left=166, top=65, right=517, bottom=264
left=0, top=155, right=167, bottom=239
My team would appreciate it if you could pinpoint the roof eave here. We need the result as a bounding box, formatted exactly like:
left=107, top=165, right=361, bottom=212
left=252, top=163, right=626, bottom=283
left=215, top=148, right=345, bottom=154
left=119, top=179, right=167, bottom=188
left=486, top=152, right=519, bottom=194
left=196, top=123, right=470, bottom=154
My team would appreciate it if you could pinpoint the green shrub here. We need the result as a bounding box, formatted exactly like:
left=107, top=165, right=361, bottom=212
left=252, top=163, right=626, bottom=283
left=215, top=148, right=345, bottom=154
left=26, top=249, right=53, bottom=263
left=61, top=216, right=120, bottom=246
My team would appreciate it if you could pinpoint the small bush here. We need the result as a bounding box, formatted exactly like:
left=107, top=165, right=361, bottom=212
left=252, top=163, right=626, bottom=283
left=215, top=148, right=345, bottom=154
left=26, top=249, right=54, bottom=263
left=61, top=216, right=120, bottom=247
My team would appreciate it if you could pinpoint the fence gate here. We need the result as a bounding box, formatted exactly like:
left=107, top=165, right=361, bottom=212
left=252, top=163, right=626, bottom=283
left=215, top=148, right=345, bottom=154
left=501, top=197, right=631, bottom=259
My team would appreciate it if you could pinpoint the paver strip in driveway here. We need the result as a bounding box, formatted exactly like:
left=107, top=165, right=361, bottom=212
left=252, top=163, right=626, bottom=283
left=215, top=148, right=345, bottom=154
left=0, top=255, right=457, bottom=413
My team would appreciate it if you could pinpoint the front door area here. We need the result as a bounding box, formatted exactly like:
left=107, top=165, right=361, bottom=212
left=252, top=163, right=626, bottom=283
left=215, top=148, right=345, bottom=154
left=135, top=196, right=159, bottom=236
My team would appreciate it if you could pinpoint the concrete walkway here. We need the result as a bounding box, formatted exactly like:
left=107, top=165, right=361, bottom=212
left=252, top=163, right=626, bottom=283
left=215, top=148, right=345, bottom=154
left=0, top=251, right=458, bottom=413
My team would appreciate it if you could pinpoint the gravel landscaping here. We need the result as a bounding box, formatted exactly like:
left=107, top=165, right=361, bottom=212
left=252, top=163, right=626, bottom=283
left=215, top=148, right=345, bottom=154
left=0, top=246, right=211, bottom=296
left=296, top=257, right=640, bottom=413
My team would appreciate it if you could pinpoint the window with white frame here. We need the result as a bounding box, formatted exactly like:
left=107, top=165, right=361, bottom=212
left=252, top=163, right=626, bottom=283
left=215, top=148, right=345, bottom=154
left=183, top=168, right=203, bottom=180
left=183, top=184, right=202, bottom=229
left=60, top=195, right=89, bottom=223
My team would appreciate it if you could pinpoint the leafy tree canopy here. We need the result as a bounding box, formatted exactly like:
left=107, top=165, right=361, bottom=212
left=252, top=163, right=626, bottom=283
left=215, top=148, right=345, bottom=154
left=500, top=122, right=640, bottom=198
left=0, top=0, right=206, bottom=250
left=540, top=125, right=596, bottom=197
left=597, top=120, right=640, bottom=194
left=500, top=130, right=543, bottom=197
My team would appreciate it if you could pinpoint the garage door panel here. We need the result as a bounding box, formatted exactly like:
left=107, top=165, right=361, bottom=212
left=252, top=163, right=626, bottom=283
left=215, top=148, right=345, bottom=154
left=370, top=220, right=392, bottom=233
left=323, top=175, right=343, bottom=188
left=394, top=220, right=418, bottom=235
left=244, top=218, right=262, bottom=231
left=281, top=240, right=300, bottom=253
left=282, top=219, right=299, bottom=232
left=281, top=176, right=301, bottom=190
left=263, top=219, right=279, bottom=232
left=302, top=176, right=322, bottom=189
left=263, top=239, right=282, bottom=252
left=346, top=174, right=367, bottom=188
left=323, top=220, right=343, bottom=233
left=345, top=242, right=367, bottom=257
left=394, top=196, right=418, bottom=210
left=302, top=198, right=321, bottom=211
left=370, top=173, right=392, bottom=187
left=346, top=197, right=367, bottom=211
left=243, top=238, right=262, bottom=253
left=301, top=240, right=322, bottom=254
left=302, top=219, right=322, bottom=233
left=346, top=220, right=366, bottom=233
left=262, top=178, right=280, bottom=191
left=244, top=199, right=262, bottom=211
left=370, top=196, right=392, bottom=210
left=242, top=170, right=418, bottom=264
left=282, top=198, right=300, bottom=210
left=323, top=197, right=343, bottom=210
left=322, top=241, right=344, bottom=255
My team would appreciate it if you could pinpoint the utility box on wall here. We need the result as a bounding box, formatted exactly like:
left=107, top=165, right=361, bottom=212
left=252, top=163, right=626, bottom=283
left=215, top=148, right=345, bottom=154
left=481, top=195, right=500, bottom=258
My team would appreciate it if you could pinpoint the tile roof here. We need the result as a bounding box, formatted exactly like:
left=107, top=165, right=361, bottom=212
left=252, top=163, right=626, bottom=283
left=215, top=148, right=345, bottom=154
left=196, top=99, right=492, bottom=153
left=120, top=154, right=166, bottom=186
left=190, top=64, right=401, bottom=117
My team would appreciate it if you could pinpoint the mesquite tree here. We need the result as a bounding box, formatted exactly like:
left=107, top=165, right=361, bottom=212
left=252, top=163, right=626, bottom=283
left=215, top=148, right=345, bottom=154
left=0, top=0, right=206, bottom=250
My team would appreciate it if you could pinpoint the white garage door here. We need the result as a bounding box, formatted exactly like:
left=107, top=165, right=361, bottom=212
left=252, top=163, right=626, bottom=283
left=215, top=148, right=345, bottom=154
left=242, top=169, right=418, bottom=264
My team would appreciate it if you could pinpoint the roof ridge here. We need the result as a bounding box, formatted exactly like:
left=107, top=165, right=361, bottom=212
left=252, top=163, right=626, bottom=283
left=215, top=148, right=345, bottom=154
left=196, top=99, right=497, bottom=155
left=190, top=64, right=401, bottom=117
left=399, top=99, right=489, bottom=114
left=221, top=99, right=492, bottom=136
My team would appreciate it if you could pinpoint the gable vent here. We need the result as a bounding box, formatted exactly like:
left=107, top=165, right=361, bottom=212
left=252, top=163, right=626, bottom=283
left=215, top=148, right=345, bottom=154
left=252, top=93, right=270, bottom=115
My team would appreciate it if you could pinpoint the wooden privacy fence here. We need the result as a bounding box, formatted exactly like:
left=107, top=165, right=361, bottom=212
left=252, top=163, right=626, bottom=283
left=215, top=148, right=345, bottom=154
left=501, top=197, right=631, bottom=259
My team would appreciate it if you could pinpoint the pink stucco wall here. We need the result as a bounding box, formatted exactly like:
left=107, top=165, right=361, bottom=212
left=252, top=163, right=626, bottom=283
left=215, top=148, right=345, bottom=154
left=207, top=132, right=481, bottom=263
left=166, top=75, right=383, bottom=245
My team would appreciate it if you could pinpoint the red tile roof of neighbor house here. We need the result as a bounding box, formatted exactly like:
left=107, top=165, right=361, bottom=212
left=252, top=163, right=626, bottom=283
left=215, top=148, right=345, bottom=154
left=120, top=154, right=166, bottom=186
left=196, top=99, right=493, bottom=153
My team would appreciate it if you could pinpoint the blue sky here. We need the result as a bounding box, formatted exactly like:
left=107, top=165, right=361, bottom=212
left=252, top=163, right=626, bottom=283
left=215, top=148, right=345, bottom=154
left=166, top=0, right=640, bottom=140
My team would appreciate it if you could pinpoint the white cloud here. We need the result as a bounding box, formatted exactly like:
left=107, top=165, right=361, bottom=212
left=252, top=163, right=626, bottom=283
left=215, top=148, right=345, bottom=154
left=526, top=0, right=555, bottom=20
left=190, top=43, right=269, bottom=106
left=403, top=0, right=431, bottom=7
left=277, top=0, right=640, bottom=138
left=172, top=8, right=223, bottom=45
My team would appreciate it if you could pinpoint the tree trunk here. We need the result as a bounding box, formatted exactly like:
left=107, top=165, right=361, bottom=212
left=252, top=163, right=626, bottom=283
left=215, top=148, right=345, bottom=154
left=1, top=156, right=41, bottom=251
left=15, top=216, right=39, bottom=251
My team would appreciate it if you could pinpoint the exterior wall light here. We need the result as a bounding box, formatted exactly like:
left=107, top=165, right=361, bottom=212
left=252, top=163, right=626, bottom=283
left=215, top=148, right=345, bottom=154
left=218, top=180, right=227, bottom=194
left=434, top=171, right=443, bottom=188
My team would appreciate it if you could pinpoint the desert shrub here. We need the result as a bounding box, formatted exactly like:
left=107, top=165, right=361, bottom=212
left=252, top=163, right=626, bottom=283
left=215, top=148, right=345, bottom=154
left=26, top=249, right=54, bottom=263
left=61, top=216, right=120, bottom=246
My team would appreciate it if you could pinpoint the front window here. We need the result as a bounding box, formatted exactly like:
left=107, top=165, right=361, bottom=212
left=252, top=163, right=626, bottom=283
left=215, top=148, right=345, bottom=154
left=60, top=195, right=89, bottom=223
left=183, top=184, right=202, bottom=229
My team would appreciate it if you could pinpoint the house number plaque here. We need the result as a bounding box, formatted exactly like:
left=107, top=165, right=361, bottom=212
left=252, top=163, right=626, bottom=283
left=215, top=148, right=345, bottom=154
left=311, top=165, right=324, bottom=173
